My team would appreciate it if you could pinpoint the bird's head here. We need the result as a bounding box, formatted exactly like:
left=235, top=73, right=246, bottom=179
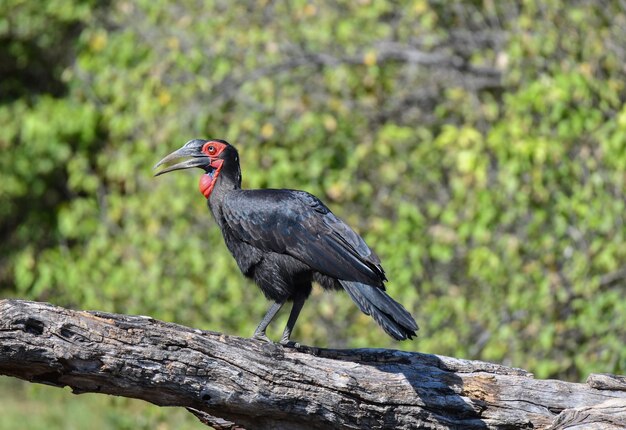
left=154, top=138, right=240, bottom=198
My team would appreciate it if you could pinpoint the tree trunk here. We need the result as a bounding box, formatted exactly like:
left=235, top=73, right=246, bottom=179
left=1, top=299, right=624, bottom=429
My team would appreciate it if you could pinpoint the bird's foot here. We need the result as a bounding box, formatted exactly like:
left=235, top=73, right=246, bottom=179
left=279, top=338, right=300, bottom=348
left=252, top=332, right=273, bottom=343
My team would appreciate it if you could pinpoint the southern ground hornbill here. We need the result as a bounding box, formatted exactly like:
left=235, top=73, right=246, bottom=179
left=155, top=139, right=418, bottom=343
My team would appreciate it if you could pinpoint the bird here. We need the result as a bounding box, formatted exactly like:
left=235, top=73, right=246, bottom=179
left=154, top=139, right=418, bottom=344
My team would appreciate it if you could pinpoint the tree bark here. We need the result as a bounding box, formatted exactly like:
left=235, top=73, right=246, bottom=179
left=1, top=299, right=624, bottom=429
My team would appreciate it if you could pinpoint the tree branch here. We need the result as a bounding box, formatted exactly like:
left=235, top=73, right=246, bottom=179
left=212, top=43, right=503, bottom=104
left=1, top=299, right=624, bottom=429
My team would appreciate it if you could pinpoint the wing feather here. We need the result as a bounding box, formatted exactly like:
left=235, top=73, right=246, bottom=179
left=222, top=189, right=385, bottom=285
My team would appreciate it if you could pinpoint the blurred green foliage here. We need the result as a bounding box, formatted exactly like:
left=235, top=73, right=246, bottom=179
left=1, top=0, right=625, bottom=427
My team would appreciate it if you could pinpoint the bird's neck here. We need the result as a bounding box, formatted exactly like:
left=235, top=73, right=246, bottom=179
left=205, top=165, right=241, bottom=225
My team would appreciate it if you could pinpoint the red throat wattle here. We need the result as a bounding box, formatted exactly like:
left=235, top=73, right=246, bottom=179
left=198, top=159, right=224, bottom=198
left=199, top=174, right=213, bottom=198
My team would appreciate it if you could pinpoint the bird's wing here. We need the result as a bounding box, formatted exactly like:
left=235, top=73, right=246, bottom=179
left=222, top=189, right=386, bottom=286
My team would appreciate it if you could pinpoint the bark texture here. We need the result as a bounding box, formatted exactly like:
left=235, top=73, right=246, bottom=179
left=1, top=299, right=625, bottom=429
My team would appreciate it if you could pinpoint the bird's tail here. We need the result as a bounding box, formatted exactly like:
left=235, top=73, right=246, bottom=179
left=339, top=280, right=418, bottom=340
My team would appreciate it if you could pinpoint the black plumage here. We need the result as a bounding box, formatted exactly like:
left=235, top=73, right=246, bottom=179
left=155, top=139, right=418, bottom=343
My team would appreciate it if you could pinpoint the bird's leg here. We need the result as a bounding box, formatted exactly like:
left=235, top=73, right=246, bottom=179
left=279, top=296, right=306, bottom=346
left=252, top=301, right=283, bottom=343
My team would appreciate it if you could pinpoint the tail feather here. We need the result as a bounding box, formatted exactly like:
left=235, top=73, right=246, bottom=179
left=340, top=280, right=418, bottom=340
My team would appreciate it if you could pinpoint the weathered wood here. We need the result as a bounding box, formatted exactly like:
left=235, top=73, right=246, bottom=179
left=1, top=299, right=624, bottom=429
left=586, top=373, right=626, bottom=392
left=548, top=399, right=626, bottom=430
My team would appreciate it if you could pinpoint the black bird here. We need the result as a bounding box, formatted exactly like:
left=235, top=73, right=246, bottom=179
left=155, top=139, right=418, bottom=343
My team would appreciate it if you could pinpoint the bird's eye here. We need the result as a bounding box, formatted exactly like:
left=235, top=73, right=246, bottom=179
left=203, top=142, right=217, bottom=155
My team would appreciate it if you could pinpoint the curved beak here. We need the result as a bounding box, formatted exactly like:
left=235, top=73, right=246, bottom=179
left=154, top=146, right=211, bottom=176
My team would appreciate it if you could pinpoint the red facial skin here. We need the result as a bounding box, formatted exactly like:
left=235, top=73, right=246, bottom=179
left=198, top=141, right=227, bottom=198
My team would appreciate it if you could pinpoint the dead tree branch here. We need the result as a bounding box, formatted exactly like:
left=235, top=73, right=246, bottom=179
left=1, top=299, right=624, bottom=429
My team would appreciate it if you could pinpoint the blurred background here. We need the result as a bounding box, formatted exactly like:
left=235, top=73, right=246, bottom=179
left=1, top=0, right=625, bottom=428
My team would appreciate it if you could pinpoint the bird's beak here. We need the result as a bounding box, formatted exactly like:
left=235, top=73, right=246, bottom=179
left=153, top=146, right=211, bottom=176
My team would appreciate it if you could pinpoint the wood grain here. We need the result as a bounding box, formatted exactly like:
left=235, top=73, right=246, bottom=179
left=1, top=299, right=624, bottom=429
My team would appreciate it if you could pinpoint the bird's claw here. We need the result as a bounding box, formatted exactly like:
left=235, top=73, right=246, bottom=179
left=279, top=338, right=300, bottom=348
left=252, top=332, right=273, bottom=343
